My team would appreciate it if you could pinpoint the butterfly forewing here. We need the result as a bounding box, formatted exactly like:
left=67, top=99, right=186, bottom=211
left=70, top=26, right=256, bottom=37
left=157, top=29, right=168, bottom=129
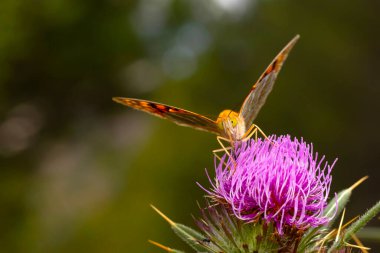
left=113, top=35, right=300, bottom=141
left=239, top=35, right=300, bottom=130
left=112, top=97, right=222, bottom=135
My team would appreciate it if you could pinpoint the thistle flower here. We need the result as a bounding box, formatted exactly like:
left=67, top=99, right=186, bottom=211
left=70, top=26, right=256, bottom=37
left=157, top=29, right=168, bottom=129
left=150, top=135, right=380, bottom=252
left=205, top=135, right=336, bottom=236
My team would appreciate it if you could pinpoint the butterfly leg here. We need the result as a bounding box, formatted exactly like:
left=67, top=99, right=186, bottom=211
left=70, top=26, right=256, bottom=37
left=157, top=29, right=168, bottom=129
left=252, top=124, right=276, bottom=145
left=212, top=151, right=227, bottom=167
left=213, top=136, right=232, bottom=157
left=242, top=124, right=258, bottom=141
left=242, top=124, right=270, bottom=142
left=254, top=124, right=269, bottom=140
left=212, top=136, right=236, bottom=168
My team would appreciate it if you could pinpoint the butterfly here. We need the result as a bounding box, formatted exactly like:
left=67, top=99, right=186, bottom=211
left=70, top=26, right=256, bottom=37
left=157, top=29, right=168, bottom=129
left=113, top=35, right=299, bottom=142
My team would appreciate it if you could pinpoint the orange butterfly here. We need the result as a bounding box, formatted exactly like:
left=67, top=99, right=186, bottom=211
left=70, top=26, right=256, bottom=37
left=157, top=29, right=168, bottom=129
left=113, top=35, right=299, bottom=142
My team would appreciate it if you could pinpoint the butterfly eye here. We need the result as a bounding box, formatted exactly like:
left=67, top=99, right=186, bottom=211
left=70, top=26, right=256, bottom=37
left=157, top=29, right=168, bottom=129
left=230, top=118, right=237, bottom=127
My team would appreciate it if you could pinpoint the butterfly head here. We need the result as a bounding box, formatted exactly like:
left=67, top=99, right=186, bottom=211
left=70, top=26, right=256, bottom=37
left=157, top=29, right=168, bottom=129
left=216, top=110, right=246, bottom=140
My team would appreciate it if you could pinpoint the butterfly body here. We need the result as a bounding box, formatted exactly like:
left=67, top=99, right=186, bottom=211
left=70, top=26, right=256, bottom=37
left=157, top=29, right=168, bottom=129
left=113, top=35, right=300, bottom=142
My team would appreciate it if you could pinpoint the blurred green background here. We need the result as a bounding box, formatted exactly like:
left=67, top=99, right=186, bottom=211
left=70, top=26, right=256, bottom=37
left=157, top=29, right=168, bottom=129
left=1, top=0, right=379, bottom=252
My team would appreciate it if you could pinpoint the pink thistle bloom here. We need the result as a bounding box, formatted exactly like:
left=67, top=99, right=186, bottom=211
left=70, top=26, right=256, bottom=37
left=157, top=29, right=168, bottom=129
left=206, top=135, right=336, bottom=235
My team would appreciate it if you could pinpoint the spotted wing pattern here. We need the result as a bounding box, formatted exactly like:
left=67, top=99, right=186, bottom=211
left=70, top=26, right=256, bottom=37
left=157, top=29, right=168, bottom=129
left=239, top=35, right=300, bottom=130
left=112, top=97, right=222, bottom=135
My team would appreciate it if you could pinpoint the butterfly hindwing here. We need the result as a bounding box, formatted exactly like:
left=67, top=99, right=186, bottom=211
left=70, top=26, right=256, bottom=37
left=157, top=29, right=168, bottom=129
left=112, top=97, right=222, bottom=135
left=239, top=35, right=300, bottom=130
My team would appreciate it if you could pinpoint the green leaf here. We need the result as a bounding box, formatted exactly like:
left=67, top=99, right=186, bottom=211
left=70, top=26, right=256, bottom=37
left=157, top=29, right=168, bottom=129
left=151, top=205, right=208, bottom=252
left=329, top=200, right=380, bottom=252
left=324, top=188, right=351, bottom=228
left=171, top=224, right=207, bottom=252
left=325, top=176, right=368, bottom=228
left=344, top=200, right=380, bottom=242
left=176, top=223, right=205, bottom=241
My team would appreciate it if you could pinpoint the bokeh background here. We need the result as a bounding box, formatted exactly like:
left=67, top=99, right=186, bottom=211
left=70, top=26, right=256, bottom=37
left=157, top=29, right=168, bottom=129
left=1, top=0, right=379, bottom=252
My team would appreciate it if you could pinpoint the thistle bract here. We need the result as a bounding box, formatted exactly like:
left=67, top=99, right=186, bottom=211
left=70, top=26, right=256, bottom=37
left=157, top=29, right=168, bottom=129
left=206, top=135, right=336, bottom=235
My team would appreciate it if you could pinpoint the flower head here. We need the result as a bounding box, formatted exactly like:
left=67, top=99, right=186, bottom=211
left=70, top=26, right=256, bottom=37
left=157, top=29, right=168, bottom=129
left=206, top=135, right=336, bottom=235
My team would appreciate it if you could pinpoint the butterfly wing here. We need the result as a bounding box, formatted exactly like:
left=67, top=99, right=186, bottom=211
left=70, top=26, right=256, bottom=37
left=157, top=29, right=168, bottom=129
left=113, top=97, right=222, bottom=135
left=239, top=35, right=300, bottom=130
